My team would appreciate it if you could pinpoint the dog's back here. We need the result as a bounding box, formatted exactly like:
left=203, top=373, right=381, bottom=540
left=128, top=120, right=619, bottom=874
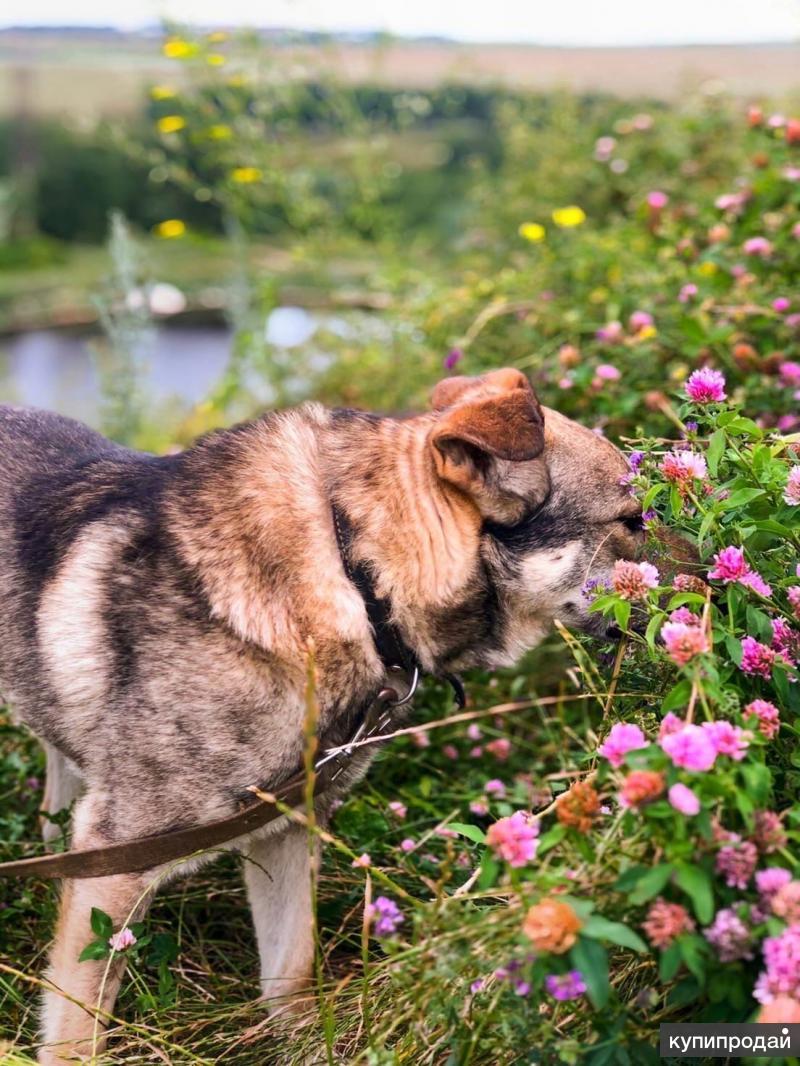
left=0, top=406, right=157, bottom=749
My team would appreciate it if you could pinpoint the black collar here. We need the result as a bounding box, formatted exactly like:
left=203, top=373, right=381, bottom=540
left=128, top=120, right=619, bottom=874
left=332, top=503, right=419, bottom=677
left=331, top=503, right=466, bottom=709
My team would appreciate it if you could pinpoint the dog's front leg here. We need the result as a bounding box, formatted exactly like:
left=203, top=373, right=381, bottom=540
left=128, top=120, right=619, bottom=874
left=40, top=870, right=152, bottom=1064
left=243, top=824, right=318, bottom=1011
left=39, top=793, right=155, bottom=1064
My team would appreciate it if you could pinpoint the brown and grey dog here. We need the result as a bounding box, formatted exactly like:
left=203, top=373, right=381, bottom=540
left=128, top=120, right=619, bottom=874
left=0, top=368, right=644, bottom=1062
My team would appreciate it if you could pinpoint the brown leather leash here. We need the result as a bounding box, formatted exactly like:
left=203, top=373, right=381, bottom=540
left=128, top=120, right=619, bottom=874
left=0, top=677, right=417, bottom=881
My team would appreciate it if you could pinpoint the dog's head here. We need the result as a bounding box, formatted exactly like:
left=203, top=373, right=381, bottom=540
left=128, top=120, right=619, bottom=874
left=426, top=368, right=644, bottom=666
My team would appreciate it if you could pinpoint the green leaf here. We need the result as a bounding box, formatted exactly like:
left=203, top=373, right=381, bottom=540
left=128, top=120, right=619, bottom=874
left=661, top=681, right=691, bottom=715
left=674, top=863, right=714, bottom=924
left=448, top=823, right=487, bottom=845
left=570, top=936, right=610, bottom=1009
left=477, top=851, right=499, bottom=891
left=642, top=482, right=666, bottom=511
left=724, top=417, right=762, bottom=438
left=644, top=613, right=664, bottom=653
left=706, top=429, right=726, bottom=477
left=659, top=941, right=682, bottom=982
left=90, top=907, right=113, bottom=939
left=719, top=488, right=765, bottom=510
left=581, top=916, right=647, bottom=953
left=537, top=823, right=566, bottom=855
left=614, top=599, right=631, bottom=633
left=677, top=934, right=706, bottom=983
left=629, top=864, right=674, bottom=905
left=78, top=939, right=110, bottom=963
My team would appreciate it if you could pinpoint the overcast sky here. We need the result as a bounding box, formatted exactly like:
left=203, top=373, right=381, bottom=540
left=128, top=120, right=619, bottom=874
left=4, top=0, right=800, bottom=47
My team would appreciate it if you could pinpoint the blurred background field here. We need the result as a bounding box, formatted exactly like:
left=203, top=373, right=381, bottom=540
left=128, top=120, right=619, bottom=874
left=1, top=19, right=799, bottom=447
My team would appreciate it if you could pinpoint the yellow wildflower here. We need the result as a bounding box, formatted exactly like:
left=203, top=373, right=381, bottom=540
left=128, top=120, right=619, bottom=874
left=154, top=219, right=186, bottom=239
left=697, top=261, right=718, bottom=276
left=162, top=39, right=195, bottom=59
left=207, top=124, right=232, bottom=140
left=552, top=205, right=586, bottom=228
left=231, top=167, right=263, bottom=184
left=637, top=325, right=658, bottom=341
left=150, top=85, right=177, bottom=101
left=518, top=221, right=546, bottom=243
left=207, top=53, right=226, bottom=66
left=157, top=115, right=186, bottom=135
left=207, top=31, right=228, bottom=43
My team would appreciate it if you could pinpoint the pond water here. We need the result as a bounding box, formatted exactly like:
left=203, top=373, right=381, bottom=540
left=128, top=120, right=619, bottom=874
left=0, top=307, right=328, bottom=428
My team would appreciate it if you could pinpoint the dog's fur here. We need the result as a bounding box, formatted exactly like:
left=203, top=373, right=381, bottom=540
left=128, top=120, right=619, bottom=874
left=0, top=369, right=644, bottom=1062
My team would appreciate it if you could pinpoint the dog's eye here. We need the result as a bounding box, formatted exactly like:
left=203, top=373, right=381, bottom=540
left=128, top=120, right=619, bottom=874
left=620, top=513, right=645, bottom=533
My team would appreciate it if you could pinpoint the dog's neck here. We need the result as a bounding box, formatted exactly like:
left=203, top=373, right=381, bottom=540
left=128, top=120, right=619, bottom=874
left=169, top=405, right=485, bottom=683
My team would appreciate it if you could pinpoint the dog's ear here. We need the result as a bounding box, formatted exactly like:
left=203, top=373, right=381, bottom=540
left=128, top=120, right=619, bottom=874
left=428, top=368, right=548, bottom=521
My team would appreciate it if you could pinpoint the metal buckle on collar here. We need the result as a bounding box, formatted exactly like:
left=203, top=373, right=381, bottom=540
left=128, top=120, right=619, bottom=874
left=316, top=664, right=419, bottom=778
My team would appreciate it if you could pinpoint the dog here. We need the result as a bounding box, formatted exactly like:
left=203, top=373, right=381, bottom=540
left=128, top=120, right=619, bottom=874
left=0, top=368, right=645, bottom=1062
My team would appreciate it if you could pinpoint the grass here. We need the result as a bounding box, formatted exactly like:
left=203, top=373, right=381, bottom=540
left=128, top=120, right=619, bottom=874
left=0, top=646, right=629, bottom=1064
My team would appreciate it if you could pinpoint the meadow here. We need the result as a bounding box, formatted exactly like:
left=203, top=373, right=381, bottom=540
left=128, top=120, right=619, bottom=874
left=1, top=28, right=800, bottom=1065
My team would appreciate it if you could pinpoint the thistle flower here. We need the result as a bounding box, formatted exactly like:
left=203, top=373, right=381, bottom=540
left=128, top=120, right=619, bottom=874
left=716, top=838, right=758, bottom=889
left=595, top=363, right=621, bottom=381
left=556, top=780, right=600, bottom=832
left=740, top=571, right=773, bottom=597
left=784, top=468, right=800, bottom=506
left=756, top=867, right=793, bottom=900
left=753, top=810, right=788, bottom=854
left=787, top=587, right=800, bottom=621
left=597, top=722, right=648, bottom=768
left=745, top=699, right=780, bottom=739
left=660, top=621, right=710, bottom=666
left=596, top=321, right=624, bottom=343
left=701, top=721, right=750, bottom=761
left=611, top=560, right=659, bottom=600
left=619, top=770, right=665, bottom=808
left=108, top=927, right=137, bottom=952
left=486, top=811, right=539, bottom=868
left=545, top=970, right=587, bottom=1000
left=668, top=783, right=701, bottom=816
left=661, top=724, right=717, bottom=771
left=646, top=190, right=669, bottom=209
left=643, top=899, right=695, bottom=949
left=739, top=636, right=776, bottom=678
left=779, top=362, right=800, bottom=387
left=742, top=236, right=773, bottom=258
left=367, top=896, right=404, bottom=937
left=659, top=712, right=685, bottom=739
left=704, top=907, right=754, bottom=962
left=484, top=778, right=506, bottom=796
left=629, top=310, right=654, bottom=333
left=771, top=618, right=799, bottom=662
left=660, top=450, right=707, bottom=484
left=708, top=546, right=748, bottom=583
left=388, top=801, right=407, bottom=819
left=486, top=738, right=512, bottom=761
left=673, top=573, right=709, bottom=594
left=685, top=368, right=726, bottom=404
left=754, top=925, right=800, bottom=1003
left=679, top=283, right=698, bottom=303
left=444, top=348, right=463, bottom=371
left=522, top=898, right=582, bottom=954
